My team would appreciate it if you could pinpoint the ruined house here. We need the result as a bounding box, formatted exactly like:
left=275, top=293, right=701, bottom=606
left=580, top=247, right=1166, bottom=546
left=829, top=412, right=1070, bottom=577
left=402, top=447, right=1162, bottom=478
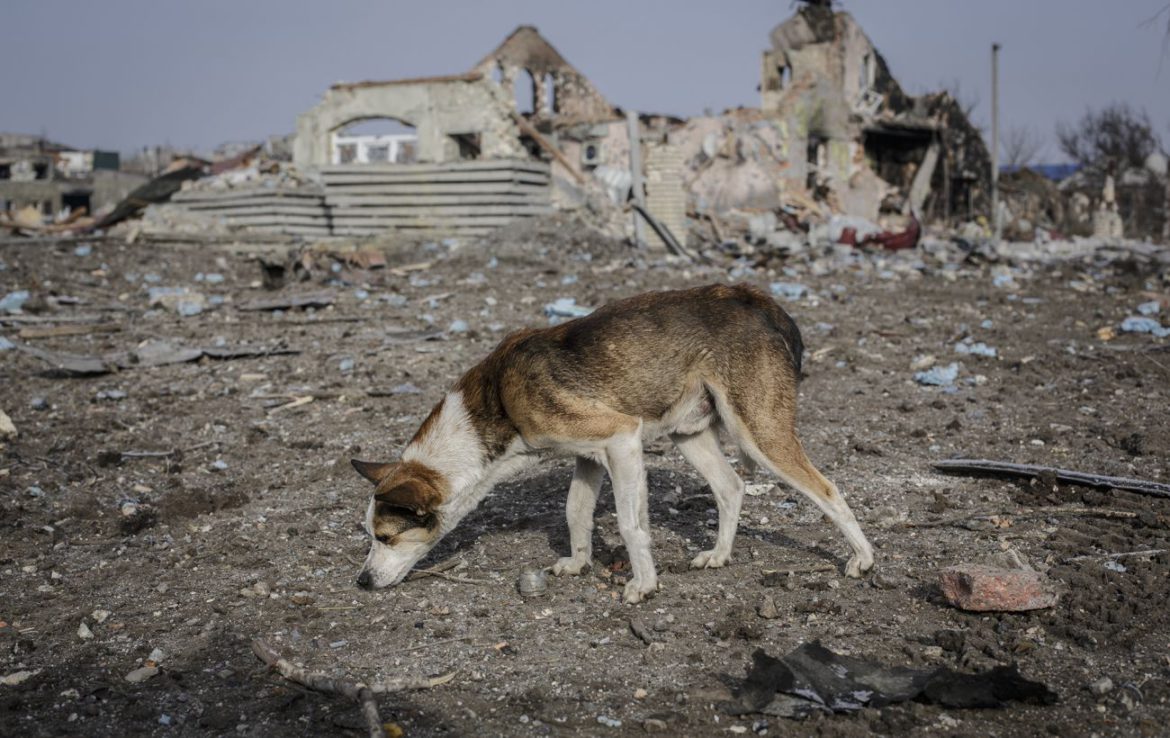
left=754, top=2, right=990, bottom=224
left=177, top=10, right=993, bottom=244
left=0, top=134, right=144, bottom=221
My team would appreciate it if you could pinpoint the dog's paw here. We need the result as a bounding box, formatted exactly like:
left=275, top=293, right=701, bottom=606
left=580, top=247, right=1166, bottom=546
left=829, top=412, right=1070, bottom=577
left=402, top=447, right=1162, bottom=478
left=845, top=553, right=875, bottom=579
left=551, top=556, right=591, bottom=577
left=690, top=549, right=730, bottom=569
left=622, top=576, right=657, bottom=604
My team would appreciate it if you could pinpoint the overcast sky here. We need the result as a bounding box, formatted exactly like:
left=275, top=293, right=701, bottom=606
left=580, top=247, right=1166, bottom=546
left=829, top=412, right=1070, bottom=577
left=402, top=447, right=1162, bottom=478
left=4, top=1, right=1168, bottom=161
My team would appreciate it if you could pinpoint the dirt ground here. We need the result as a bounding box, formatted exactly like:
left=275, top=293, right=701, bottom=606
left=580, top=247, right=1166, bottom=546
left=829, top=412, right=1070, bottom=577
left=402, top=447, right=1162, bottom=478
left=2, top=224, right=1169, bottom=737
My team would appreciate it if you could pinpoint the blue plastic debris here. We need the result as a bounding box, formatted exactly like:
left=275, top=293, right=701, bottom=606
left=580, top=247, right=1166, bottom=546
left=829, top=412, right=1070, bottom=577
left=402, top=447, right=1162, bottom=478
left=980, top=319, right=994, bottom=329
left=1120, top=316, right=1170, bottom=338
left=338, top=357, right=355, bottom=373
left=0, top=290, right=30, bottom=314
left=914, top=363, right=960, bottom=387
left=769, top=282, right=807, bottom=300
left=992, top=274, right=1014, bottom=288
left=389, top=383, right=422, bottom=395
left=954, top=340, right=998, bottom=358
left=1136, top=301, right=1161, bottom=316
left=0, top=336, right=14, bottom=351
left=544, top=298, right=593, bottom=324
left=447, top=319, right=469, bottom=333
left=353, top=289, right=370, bottom=300
left=74, top=244, right=93, bottom=257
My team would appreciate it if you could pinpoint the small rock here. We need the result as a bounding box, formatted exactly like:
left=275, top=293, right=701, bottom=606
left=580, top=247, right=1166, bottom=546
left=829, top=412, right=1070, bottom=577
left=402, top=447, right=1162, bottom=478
left=91, top=609, right=110, bottom=623
left=77, top=622, right=94, bottom=640
left=0, top=670, right=38, bottom=686
left=596, top=715, right=621, bottom=728
left=0, top=409, right=16, bottom=440
left=1088, top=677, right=1114, bottom=696
left=147, top=648, right=165, bottom=664
left=643, top=718, right=668, bottom=733
left=447, top=319, right=469, bottom=334
left=124, top=666, right=159, bottom=683
left=914, top=363, right=959, bottom=387
left=634, top=687, right=648, bottom=700
left=756, top=596, right=780, bottom=620
left=29, top=397, right=48, bottom=411
left=938, top=565, right=1058, bottom=612
left=210, top=459, right=228, bottom=472
left=338, top=357, right=355, bottom=373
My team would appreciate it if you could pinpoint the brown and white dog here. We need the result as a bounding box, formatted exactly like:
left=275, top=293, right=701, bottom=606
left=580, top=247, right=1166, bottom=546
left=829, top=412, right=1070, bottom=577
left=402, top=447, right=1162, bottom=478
left=352, top=283, right=874, bottom=603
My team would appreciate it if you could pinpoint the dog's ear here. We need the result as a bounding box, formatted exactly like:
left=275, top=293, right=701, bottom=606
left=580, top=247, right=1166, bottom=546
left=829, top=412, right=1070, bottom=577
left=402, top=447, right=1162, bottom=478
left=350, top=459, right=395, bottom=485
left=374, top=478, right=442, bottom=517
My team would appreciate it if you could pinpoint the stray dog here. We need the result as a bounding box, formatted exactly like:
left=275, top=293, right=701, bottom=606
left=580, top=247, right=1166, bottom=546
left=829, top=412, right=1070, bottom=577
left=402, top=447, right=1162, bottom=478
left=352, top=283, right=874, bottom=603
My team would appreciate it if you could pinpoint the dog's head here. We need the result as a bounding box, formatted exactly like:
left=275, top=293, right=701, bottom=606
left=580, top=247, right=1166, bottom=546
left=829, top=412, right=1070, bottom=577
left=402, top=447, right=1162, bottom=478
left=351, top=458, right=444, bottom=589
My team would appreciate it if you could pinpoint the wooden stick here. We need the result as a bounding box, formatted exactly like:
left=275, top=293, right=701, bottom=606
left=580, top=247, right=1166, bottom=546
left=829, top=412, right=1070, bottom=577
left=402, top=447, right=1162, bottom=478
left=251, top=639, right=384, bottom=738
left=18, top=323, right=122, bottom=339
left=933, top=459, right=1170, bottom=499
left=761, top=562, right=837, bottom=575
left=252, top=639, right=454, bottom=738
left=405, top=558, right=463, bottom=581
left=509, top=113, right=585, bottom=184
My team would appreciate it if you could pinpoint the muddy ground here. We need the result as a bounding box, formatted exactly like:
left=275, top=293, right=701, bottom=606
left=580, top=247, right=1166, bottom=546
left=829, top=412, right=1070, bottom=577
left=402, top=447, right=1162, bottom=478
left=2, top=224, right=1169, bottom=737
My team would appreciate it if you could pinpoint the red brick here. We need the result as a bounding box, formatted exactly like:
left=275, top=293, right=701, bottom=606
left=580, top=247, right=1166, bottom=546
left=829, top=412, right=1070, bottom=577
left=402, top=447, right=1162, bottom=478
left=939, top=565, right=1058, bottom=612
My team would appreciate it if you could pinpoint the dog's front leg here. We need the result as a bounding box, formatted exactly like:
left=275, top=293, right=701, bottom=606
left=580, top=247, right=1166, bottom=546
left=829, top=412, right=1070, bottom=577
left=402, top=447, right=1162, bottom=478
left=606, top=430, right=657, bottom=604
left=552, top=456, right=604, bottom=576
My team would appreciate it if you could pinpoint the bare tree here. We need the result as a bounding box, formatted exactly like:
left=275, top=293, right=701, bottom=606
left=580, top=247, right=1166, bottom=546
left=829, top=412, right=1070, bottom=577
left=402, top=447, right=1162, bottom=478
left=1001, top=125, right=1046, bottom=168
left=1056, top=103, right=1162, bottom=173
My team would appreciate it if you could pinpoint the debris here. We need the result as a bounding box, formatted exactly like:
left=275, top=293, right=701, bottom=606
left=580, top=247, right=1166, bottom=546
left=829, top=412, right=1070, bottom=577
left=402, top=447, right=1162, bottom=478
left=0, top=410, right=15, bottom=440
left=938, top=564, right=1059, bottom=612
left=517, top=567, right=548, bottom=597
left=0, top=336, right=13, bottom=351
left=744, top=483, right=774, bottom=497
left=543, top=298, right=593, bottom=323
left=954, top=339, right=997, bottom=358
left=1137, top=301, right=1161, bottom=316
left=238, top=292, right=335, bottom=312
left=13, top=339, right=299, bottom=375
left=123, top=666, right=159, bottom=684
left=0, top=291, right=31, bottom=313
left=768, top=282, right=808, bottom=300
left=1119, top=316, right=1170, bottom=338
left=0, top=670, right=39, bottom=686
left=17, top=323, right=121, bottom=339
left=147, top=286, right=207, bottom=317
left=933, top=458, right=1170, bottom=499
left=596, top=715, right=622, bottom=728
left=447, top=319, right=469, bottom=334
left=629, top=618, right=655, bottom=645
left=251, top=638, right=452, bottom=738
left=756, top=596, right=781, bottom=620
left=914, top=363, right=959, bottom=387
left=726, top=642, right=1056, bottom=717
left=77, top=622, right=94, bottom=640
left=1088, top=677, right=1115, bottom=697
left=15, top=343, right=113, bottom=375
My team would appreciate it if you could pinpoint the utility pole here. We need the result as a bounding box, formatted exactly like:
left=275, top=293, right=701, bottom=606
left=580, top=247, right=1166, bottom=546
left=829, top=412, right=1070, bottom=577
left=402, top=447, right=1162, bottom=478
left=990, top=42, right=1001, bottom=242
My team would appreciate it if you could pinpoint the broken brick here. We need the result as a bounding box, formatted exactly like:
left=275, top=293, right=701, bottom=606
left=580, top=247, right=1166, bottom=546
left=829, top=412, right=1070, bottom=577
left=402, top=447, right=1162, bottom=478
left=939, top=565, right=1058, bottom=612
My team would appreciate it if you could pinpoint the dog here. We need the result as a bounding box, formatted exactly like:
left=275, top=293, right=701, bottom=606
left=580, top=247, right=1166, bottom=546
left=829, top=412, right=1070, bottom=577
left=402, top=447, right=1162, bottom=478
left=351, top=283, right=874, bottom=603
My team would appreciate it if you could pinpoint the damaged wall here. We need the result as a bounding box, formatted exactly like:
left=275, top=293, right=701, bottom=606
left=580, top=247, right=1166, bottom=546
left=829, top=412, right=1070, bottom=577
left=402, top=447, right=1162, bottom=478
left=294, top=74, right=526, bottom=170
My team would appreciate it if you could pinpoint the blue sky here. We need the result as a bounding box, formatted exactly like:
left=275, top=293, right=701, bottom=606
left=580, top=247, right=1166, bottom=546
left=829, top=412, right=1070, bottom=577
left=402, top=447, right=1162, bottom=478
left=4, top=1, right=1168, bottom=160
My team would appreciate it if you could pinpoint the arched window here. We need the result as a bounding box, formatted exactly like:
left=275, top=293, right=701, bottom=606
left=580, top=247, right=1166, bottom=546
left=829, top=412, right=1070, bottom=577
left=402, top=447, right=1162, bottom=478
left=331, top=118, right=418, bottom=165
left=513, top=69, right=536, bottom=115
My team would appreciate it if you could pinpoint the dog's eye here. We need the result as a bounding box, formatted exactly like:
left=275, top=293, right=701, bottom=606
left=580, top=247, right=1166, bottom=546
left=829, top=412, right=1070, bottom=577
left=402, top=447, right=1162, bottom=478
left=375, top=534, right=392, bottom=544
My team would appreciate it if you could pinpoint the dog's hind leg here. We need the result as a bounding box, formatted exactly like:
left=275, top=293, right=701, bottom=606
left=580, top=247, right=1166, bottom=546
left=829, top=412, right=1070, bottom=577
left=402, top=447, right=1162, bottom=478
left=672, top=426, right=744, bottom=569
left=709, top=381, right=875, bottom=578
left=605, top=427, right=658, bottom=603
left=552, top=456, right=605, bottom=576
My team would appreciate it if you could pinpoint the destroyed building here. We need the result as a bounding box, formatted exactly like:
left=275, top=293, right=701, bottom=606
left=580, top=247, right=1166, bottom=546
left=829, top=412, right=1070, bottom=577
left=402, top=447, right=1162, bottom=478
left=0, top=134, right=145, bottom=224
left=152, top=7, right=995, bottom=246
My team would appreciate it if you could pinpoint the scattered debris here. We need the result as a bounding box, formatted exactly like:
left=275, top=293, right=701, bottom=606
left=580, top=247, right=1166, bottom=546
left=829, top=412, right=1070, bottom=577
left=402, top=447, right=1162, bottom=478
left=629, top=618, right=655, bottom=645
left=543, top=297, right=593, bottom=323
left=123, top=666, right=160, bottom=684
left=938, top=564, right=1059, bottom=612
left=914, top=363, right=959, bottom=387
left=0, top=670, right=39, bottom=687
left=238, top=292, right=335, bottom=312
left=1120, top=316, right=1170, bottom=338
left=933, top=459, right=1170, bottom=499
left=768, top=282, right=808, bottom=300
left=13, top=339, right=299, bottom=375
left=954, top=339, right=998, bottom=358
left=726, top=642, right=1057, bottom=717
left=516, top=567, right=548, bottom=597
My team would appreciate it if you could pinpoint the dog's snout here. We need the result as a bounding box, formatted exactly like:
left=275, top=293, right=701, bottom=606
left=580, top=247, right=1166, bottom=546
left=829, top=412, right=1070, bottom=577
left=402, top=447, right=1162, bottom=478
left=356, top=570, right=372, bottom=590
